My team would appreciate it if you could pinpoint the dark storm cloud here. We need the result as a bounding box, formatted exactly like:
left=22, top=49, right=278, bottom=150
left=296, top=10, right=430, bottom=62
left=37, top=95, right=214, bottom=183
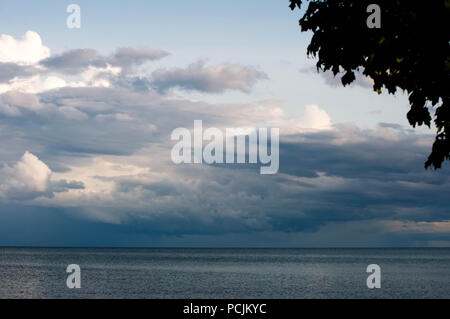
left=1, top=84, right=448, bottom=236
left=0, top=67, right=448, bottom=245
left=100, top=126, right=449, bottom=236
left=279, top=125, right=434, bottom=181
left=0, top=204, right=448, bottom=247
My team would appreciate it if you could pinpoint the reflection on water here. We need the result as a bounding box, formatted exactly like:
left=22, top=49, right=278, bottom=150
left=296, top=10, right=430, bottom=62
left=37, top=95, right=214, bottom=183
left=0, top=248, right=449, bottom=298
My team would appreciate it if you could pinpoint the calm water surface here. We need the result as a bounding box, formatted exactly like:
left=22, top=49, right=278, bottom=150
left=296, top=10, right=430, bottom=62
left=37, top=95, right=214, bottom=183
left=0, top=248, right=449, bottom=298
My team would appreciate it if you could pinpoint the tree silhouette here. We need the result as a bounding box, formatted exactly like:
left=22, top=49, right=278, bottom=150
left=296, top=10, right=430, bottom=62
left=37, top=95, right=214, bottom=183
left=290, top=0, right=450, bottom=169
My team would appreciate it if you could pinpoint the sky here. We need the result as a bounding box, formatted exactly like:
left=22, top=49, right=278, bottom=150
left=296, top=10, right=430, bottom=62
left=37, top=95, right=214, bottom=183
left=0, top=1, right=448, bottom=247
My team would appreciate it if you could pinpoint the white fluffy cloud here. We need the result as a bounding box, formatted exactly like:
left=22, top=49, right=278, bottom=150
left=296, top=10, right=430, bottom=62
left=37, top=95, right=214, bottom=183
left=298, top=104, right=332, bottom=130
left=0, top=74, right=68, bottom=95
left=12, top=151, right=51, bottom=191
left=0, top=152, right=51, bottom=196
left=0, top=152, right=83, bottom=200
left=229, top=101, right=332, bottom=134
left=0, top=31, right=50, bottom=65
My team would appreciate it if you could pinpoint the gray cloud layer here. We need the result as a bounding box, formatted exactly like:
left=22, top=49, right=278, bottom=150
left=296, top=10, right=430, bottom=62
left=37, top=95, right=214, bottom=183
left=151, top=61, right=268, bottom=93
left=0, top=62, right=36, bottom=83
left=40, top=47, right=169, bottom=73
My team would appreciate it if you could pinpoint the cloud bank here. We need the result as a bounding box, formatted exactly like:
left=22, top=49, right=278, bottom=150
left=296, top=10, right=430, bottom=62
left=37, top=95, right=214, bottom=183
left=0, top=31, right=448, bottom=247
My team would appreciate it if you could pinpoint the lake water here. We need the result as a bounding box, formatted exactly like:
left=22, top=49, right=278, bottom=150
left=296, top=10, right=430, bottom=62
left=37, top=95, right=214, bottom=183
left=0, top=248, right=449, bottom=298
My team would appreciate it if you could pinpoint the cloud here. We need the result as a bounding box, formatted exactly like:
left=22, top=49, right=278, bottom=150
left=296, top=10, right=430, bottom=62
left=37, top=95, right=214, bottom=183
left=109, top=47, right=169, bottom=70
left=106, top=124, right=447, bottom=233
left=1, top=91, right=42, bottom=110
left=0, top=31, right=50, bottom=65
left=57, top=106, right=88, bottom=120
left=0, top=75, right=68, bottom=95
left=0, top=151, right=84, bottom=201
left=40, top=47, right=169, bottom=73
left=16, top=107, right=445, bottom=235
left=0, top=31, right=267, bottom=97
left=0, top=43, right=169, bottom=93
left=0, top=91, right=42, bottom=115
left=298, top=104, right=332, bottom=130
left=77, top=64, right=122, bottom=88
left=151, top=61, right=268, bottom=93
left=0, top=63, right=37, bottom=83
left=40, top=49, right=102, bottom=72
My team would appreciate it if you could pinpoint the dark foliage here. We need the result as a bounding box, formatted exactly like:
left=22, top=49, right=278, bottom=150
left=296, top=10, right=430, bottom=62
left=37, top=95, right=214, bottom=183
left=290, top=0, right=450, bottom=169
